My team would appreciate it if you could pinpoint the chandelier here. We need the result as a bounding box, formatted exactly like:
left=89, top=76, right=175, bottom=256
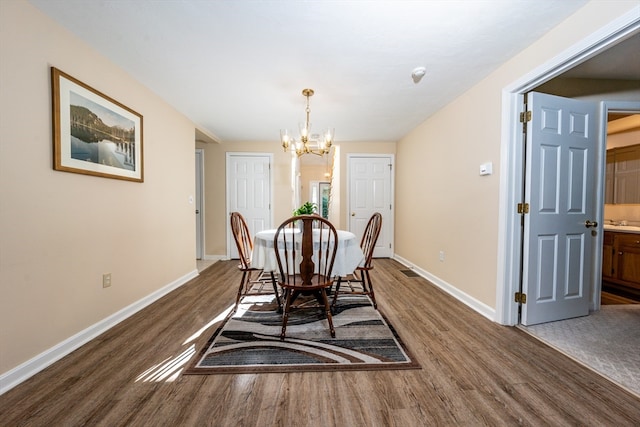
left=280, top=88, right=334, bottom=157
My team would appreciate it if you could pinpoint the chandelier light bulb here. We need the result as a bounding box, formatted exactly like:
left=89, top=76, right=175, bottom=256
left=280, top=129, right=292, bottom=151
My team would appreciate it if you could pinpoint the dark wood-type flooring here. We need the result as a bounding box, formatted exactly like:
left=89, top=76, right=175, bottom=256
left=1, top=259, right=639, bottom=426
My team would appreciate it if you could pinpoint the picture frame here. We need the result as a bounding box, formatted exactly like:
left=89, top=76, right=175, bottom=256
left=51, top=67, right=143, bottom=182
left=319, top=181, right=331, bottom=219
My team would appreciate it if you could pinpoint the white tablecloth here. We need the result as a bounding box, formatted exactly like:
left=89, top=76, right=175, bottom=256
left=252, top=229, right=364, bottom=277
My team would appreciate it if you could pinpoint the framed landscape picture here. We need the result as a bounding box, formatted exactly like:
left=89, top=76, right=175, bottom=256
left=51, top=67, right=143, bottom=182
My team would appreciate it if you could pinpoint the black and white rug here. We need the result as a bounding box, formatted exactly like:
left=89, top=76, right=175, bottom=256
left=185, top=294, right=420, bottom=374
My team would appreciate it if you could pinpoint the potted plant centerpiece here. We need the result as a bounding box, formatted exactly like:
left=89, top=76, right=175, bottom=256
left=293, top=201, right=317, bottom=216
left=292, top=202, right=317, bottom=231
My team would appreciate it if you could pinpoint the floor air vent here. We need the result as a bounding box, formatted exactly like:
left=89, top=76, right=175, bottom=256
left=400, top=269, right=419, bottom=277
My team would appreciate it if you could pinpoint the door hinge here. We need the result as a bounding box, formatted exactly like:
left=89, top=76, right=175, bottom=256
left=520, top=111, right=532, bottom=123
left=514, top=292, right=527, bottom=304
left=517, top=203, right=529, bottom=214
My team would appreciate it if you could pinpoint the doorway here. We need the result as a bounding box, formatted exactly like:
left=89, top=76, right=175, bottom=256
left=297, top=148, right=333, bottom=219
left=599, top=107, right=640, bottom=305
left=496, top=12, right=640, bottom=326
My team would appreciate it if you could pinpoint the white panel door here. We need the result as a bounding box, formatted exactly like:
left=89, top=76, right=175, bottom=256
left=226, top=154, right=272, bottom=259
left=195, top=149, right=204, bottom=260
left=348, top=155, right=393, bottom=258
left=521, top=92, right=598, bottom=326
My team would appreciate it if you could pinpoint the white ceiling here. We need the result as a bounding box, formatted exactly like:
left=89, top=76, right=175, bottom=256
left=31, top=0, right=634, bottom=144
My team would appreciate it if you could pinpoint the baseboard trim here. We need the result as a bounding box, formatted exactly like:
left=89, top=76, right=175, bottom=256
left=392, top=255, right=496, bottom=321
left=203, top=254, right=227, bottom=261
left=0, top=269, right=199, bottom=395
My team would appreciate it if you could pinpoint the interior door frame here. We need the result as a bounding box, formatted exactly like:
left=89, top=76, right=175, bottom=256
left=495, top=10, right=640, bottom=326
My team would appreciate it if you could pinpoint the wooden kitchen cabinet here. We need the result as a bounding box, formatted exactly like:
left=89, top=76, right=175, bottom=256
left=605, top=144, right=640, bottom=204
left=617, top=233, right=640, bottom=286
left=603, top=231, right=640, bottom=293
left=602, top=232, right=615, bottom=279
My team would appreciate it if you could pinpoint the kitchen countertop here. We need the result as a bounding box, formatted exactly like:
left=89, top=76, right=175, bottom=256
left=603, top=224, right=640, bottom=234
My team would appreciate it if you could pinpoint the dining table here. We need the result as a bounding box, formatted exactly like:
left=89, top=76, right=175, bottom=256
left=251, top=228, right=364, bottom=277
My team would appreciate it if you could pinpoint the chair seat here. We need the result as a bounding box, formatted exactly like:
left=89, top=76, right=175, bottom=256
left=237, top=263, right=260, bottom=272
left=279, top=274, right=334, bottom=291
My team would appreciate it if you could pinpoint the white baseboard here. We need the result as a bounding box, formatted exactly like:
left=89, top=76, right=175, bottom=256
left=392, top=255, right=496, bottom=321
left=203, top=254, right=227, bottom=261
left=0, top=269, right=199, bottom=395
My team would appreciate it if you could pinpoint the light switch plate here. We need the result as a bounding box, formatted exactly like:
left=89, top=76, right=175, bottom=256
left=479, top=162, right=493, bottom=176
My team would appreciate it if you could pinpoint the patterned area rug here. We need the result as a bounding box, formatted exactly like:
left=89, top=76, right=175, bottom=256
left=523, top=304, right=640, bottom=397
left=185, top=294, right=420, bottom=374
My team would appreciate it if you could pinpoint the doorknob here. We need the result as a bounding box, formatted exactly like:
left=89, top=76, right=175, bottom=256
left=584, top=220, right=598, bottom=228
left=351, top=212, right=355, bottom=217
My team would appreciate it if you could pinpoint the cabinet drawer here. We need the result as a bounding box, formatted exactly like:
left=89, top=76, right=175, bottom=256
left=616, top=234, right=640, bottom=247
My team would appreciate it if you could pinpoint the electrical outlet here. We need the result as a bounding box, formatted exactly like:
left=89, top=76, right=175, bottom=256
left=103, top=273, right=112, bottom=288
left=439, top=251, right=445, bottom=262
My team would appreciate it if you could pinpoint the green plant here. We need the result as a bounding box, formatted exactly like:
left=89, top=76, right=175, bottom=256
left=293, top=201, right=316, bottom=216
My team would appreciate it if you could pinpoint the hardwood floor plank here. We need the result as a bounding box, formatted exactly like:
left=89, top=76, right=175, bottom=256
left=1, top=259, right=639, bottom=426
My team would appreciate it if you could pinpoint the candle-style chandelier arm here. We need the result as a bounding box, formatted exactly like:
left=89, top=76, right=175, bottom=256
left=280, top=88, right=334, bottom=157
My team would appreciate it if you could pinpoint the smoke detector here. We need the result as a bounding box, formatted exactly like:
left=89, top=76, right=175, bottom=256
left=411, top=67, right=426, bottom=84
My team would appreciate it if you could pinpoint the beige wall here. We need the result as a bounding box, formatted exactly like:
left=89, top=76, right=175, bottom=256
left=395, top=0, right=639, bottom=308
left=195, top=141, right=396, bottom=257
left=605, top=204, right=640, bottom=224
left=0, top=1, right=196, bottom=374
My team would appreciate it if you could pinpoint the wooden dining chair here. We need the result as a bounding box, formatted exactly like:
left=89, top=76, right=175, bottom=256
left=230, top=212, right=281, bottom=312
left=274, top=214, right=338, bottom=340
left=331, top=212, right=382, bottom=311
